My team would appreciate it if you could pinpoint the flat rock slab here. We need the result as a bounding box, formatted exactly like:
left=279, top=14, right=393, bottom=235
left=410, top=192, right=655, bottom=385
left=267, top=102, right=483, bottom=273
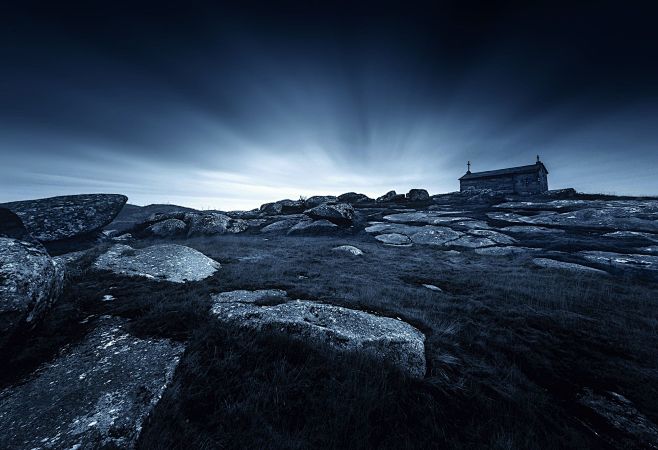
left=409, top=227, right=463, bottom=246
left=579, top=251, right=658, bottom=271
left=383, top=212, right=471, bottom=224
left=94, top=244, right=220, bottom=282
left=1, top=194, right=127, bottom=242
left=332, top=245, right=364, bottom=256
left=375, top=233, right=412, bottom=245
left=211, top=290, right=426, bottom=378
left=0, top=238, right=64, bottom=334
left=602, top=231, right=658, bottom=242
left=475, top=246, right=540, bottom=256
left=500, top=225, right=566, bottom=234
left=533, top=258, right=607, bottom=274
left=488, top=200, right=658, bottom=232
left=0, top=318, right=184, bottom=449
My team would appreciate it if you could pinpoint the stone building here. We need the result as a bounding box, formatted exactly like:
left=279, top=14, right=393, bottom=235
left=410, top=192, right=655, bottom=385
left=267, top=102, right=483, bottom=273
left=459, top=157, right=549, bottom=195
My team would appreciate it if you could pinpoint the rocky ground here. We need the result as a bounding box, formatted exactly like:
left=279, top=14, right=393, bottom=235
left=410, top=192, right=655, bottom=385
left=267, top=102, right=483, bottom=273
left=1, top=189, right=657, bottom=449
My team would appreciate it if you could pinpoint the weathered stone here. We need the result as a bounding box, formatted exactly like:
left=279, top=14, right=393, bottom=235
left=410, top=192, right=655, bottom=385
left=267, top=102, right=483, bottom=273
left=0, top=238, right=65, bottom=335
left=375, top=233, right=413, bottom=245
left=1, top=194, right=128, bottom=242
left=211, top=291, right=426, bottom=378
left=94, top=244, right=220, bottom=282
left=365, top=222, right=424, bottom=236
left=383, top=212, right=471, bottom=225
left=409, top=227, right=463, bottom=246
left=304, top=203, right=354, bottom=225
left=532, top=258, right=607, bottom=274
left=468, top=229, right=516, bottom=244
left=337, top=192, right=372, bottom=203
left=376, top=190, right=405, bottom=203
left=422, top=284, right=442, bottom=292
left=489, top=200, right=658, bottom=232
left=287, top=219, right=339, bottom=236
left=475, top=246, right=540, bottom=256
left=453, top=220, right=492, bottom=229
left=579, top=251, right=658, bottom=271
left=185, top=212, right=248, bottom=236
left=406, top=189, right=430, bottom=202
left=304, top=196, right=338, bottom=208
left=259, top=199, right=306, bottom=215
left=448, top=235, right=496, bottom=248
left=577, top=388, right=658, bottom=449
left=500, top=225, right=566, bottom=234
left=332, top=245, right=364, bottom=256
left=0, top=318, right=184, bottom=450
left=260, top=218, right=303, bottom=233
left=147, top=218, right=187, bottom=237
left=602, top=231, right=658, bottom=242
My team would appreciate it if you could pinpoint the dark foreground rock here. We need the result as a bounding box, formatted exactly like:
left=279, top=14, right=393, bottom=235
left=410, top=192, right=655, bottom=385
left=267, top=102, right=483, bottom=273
left=0, top=237, right=65, bottom=337
left=0, top=318, right=184, bottom=449
left=211, top=290, right=426, bottom=378
left=94, top=244, right=220, bottom=282
left=1, top=194, right=127, bottom=242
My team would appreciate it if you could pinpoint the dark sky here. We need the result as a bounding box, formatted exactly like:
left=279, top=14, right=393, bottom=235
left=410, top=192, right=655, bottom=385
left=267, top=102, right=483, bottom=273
left=1, top=0, right=657, bottom=209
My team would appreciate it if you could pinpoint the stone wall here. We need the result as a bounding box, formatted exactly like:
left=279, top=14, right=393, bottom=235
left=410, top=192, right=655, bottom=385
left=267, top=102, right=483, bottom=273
left=460, top=169, right=548, bottom=195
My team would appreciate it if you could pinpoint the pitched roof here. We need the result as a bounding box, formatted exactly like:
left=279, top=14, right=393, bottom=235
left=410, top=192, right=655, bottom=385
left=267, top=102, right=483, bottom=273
left=459, top=162, right=548, bottom=180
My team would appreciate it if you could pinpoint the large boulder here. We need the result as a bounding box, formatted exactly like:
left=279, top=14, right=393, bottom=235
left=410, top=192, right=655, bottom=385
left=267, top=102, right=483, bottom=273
left=304, top=203, right=354, bottom=225
left=0, top=318, right=184, bottom=449
left=376, top=190, right=405, bottom=203
left=406, top=189, right=430, bottom=202
left=287, top=219, right=339, bottom=236
left=337, top=192, right=372, bottom=204
left=1, top=194, right=127, bottom=242
left=0, top=237, right=65, bottom=336
left=211, top=290, right=426, bottom=378
left=94, top=244, right=220, bottom=282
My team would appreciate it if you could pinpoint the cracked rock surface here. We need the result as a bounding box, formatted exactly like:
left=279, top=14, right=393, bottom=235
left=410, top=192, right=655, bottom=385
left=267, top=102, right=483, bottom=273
left=211, top=290, right=426, bottom=378
left=0, top=318, right=185, bottom=450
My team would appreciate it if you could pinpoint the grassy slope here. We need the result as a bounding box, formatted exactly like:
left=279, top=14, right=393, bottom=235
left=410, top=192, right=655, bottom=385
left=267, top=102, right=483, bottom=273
left=2, top=233, right=657, bottom=449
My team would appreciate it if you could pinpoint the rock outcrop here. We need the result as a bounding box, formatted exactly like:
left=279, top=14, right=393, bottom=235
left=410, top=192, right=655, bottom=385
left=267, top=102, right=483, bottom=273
left=0, top=318, right=184, bottom=449
left=259, top=199, right=306, bottom=215
left=337, top=192, right=371, bottom=204
left=1, top=194, right=127, bottom=242
left=304, top=203, right=354, bottom=225
left=142, top=211, right=247, bottom=237
left=304, top=196, right=338, bottom=208
left=375, top=233, right=412, bottom=245
left=147, top=218, right=187, bottom=237
left=406, top=189, right=430, bottom=202
left=0, top=237, right=65, bottom=336
left=211, top=290, right=426, bottom=378
left=376, top=190, right=405, bottom=203
left=94, top=244, right=220, bottom=282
